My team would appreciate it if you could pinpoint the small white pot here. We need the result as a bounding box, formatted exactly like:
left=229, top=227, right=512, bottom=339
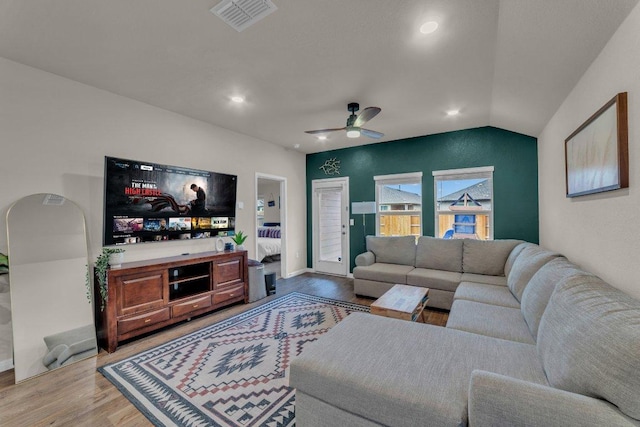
left=109, top=252, right=124, bottom=268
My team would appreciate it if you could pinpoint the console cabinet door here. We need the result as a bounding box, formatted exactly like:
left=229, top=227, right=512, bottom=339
left=213, top=256, right=244, bottom=288
left=115, top=269, right=168, bottom=316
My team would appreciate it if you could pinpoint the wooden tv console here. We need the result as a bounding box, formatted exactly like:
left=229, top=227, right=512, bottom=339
left=95, top=250, right=248, bottom=353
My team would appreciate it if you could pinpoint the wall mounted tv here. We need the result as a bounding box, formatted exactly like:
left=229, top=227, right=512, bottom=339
left=103, top=156, right=237, bottom=246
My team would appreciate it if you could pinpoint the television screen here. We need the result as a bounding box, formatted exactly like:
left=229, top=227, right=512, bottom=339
left=103, top=156, right=237, bottom=246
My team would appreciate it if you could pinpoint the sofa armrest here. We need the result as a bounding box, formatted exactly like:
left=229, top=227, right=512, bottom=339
left=42, top=344, right=68, bottom=368
left=469, top=370, right=639, bottom=427
left=355, top=251, right=375, bottom=267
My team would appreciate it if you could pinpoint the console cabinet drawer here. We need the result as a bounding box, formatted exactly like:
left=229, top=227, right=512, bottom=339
left=118, top=307, right=170, bottom=336
left=214, top=257, right=244, bottom=288
left=115, top=269, right=167, bottom=317
left=171, top=294, right=212, bottom=318
left=213, top=284, right=244, bottom=305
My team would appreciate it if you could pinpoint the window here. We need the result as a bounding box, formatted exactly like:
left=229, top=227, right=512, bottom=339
left=374, top=172, right=422, bottom=237
left=257, top=197, right=264, bottom=225
left=433, top=166, right=493, bottom=240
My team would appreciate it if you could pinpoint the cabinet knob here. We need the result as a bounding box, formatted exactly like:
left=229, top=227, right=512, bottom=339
left=230, top=293, right=234, bottom=297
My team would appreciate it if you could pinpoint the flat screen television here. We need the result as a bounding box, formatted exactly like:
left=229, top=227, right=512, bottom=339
left=103, top=156, right=237, bottom=246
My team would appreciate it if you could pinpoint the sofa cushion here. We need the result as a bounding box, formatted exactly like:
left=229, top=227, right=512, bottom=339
left=415, top=236, right=463, bottom=272
left=354, top=251, right=375, bottom=267
left=537, top=275, right=640, bottom=420
left=463, top=239, right=522, bottom=276
left=406, top=268, right=462, bottom=292
left=291, top=313, right=548, bottom=427
left=447, top=300, right=534, bottom=344
left=520, top=257, right=587, bottom=339
left=366, top=236, right=416, bottom=265
left=454, top=282, right=519, bottom=308
left=507, top=245, right=561, bottom=302
left=353, top=263, right=414, bottom=284
left=504, top=242, right=529, bottom=279
left=460, top=272, right=507, bottom=287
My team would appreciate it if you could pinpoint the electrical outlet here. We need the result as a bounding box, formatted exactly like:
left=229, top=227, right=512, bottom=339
left=296, top=251, right=300, bottom=258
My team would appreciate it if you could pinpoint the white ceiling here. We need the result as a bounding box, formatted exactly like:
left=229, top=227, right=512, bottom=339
left=0, top=0, right=637, bottom=154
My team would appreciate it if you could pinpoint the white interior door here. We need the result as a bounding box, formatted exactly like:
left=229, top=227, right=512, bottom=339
left=312, top=177, right=349, bottom=276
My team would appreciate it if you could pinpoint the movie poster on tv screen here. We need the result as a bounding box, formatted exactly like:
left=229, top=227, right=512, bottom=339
left=103, top=156, right=237, bottom=246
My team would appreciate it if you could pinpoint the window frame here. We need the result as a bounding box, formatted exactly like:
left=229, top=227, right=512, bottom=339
left=374, top=172, right=423, bottom=237
left=432, top=166, right=494, bottom=240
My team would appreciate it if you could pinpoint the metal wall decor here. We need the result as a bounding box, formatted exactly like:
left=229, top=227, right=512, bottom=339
left=319, top=158, right=341, bottom=175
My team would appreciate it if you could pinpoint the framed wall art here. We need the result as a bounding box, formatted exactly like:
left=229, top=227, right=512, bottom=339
left=565, top=92, right=628, bottom=198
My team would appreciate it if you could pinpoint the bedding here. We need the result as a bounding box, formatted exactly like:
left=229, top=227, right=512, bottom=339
left=257, top=226, right=281, bottom=261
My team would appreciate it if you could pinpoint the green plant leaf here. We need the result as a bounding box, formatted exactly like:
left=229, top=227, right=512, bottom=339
left=87, top=247, right=125, bottom=311
left=231, top=230, right=247, bottom=245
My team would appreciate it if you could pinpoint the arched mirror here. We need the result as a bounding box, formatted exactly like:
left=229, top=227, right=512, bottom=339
left=7, top=193, right=97, bottom=383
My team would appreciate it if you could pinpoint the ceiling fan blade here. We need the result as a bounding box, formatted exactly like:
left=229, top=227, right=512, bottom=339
left=361, top=128, right=384, bottom=139
left=353, top=107, right=381, bottom=127
left=305, top=127, right=345, bottom=135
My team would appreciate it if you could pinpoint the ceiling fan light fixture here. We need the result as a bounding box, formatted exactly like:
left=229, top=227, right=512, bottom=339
left=346, top=127, right=361, bottom=138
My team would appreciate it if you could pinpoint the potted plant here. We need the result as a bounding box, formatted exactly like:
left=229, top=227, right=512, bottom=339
left=87, top=247, right=125, bottom=311
left=0, top=252, right=8, bottom=275
left=0, top=252, right=8, bottom=293
left=231, top=231, right=248, bottom=251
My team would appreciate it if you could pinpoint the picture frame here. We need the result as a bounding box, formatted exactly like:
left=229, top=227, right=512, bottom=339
left=565, top=92, right=628, bottom=198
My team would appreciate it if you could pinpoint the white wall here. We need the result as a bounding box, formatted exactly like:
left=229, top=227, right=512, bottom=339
left=0, top=57, right=307, bottom=366
left=538, top=2, right=640, bottom=299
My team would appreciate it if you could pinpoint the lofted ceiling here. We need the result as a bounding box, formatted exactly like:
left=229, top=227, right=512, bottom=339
left=0, top=0, right=637, bottom=154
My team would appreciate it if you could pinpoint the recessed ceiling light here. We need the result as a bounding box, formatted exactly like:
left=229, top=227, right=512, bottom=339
left=231, top=96, right=245, bottom=103
left=317, top=135, right=327, bottom=141
left=419, top=21, right=439, bottom=35
left=294, top=144, right=300, bottom=149
left=447, top=109, right=460, bottom=116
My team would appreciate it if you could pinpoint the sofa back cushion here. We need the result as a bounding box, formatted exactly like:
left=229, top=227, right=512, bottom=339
left=366, top=236, right=416, bottom=266
left=415, top=236, right=463, bottom=272
left=520, top=257, right=586, bottom=339
left=507, top=245, right=560, bottom=302
left=462, top=239, right=522, bottom=276
left=537, top=276, right=640, bottom=420
left=504, top=242, right=529, bottom=279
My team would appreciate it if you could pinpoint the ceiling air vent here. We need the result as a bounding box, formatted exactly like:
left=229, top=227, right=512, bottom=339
left=210, top=0, right=277, bottom=32
left=42, top=194, right=66, bottom=206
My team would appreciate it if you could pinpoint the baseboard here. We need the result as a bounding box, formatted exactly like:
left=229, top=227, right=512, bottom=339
left=0, top=358, right=13, bottom=373
left=305, top=269, right=353, bottom=279
left=286, top=268, right=313, bottom=278
left=285, top=268, right=353, bottom=279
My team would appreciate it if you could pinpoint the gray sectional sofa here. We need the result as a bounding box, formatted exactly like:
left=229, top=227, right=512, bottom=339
left=353, top=236, right=526, bottom=310
left=291, top=238, right=640, bottom=426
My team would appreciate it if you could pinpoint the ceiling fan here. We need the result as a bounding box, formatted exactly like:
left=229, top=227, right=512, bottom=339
left=305, top=102, right=384, bottom=139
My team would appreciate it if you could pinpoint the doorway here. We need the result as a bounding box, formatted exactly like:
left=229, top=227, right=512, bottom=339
left=312, top=177, right=350, bottom=276
left=256, top=174, right=287, bottom=279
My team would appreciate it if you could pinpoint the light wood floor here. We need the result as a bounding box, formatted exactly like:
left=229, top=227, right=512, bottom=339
left=0, top=273, right=448, bottom=426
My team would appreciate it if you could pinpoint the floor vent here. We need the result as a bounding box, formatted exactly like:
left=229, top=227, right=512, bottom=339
left=210, top=0, right=277, bottom=32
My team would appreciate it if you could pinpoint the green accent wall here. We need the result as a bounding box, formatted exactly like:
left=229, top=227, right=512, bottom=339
left=306, top=126, right=539, bottom=271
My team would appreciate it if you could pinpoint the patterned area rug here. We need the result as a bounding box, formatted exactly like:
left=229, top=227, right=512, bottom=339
left=99, top=292, right=369, bottom=426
